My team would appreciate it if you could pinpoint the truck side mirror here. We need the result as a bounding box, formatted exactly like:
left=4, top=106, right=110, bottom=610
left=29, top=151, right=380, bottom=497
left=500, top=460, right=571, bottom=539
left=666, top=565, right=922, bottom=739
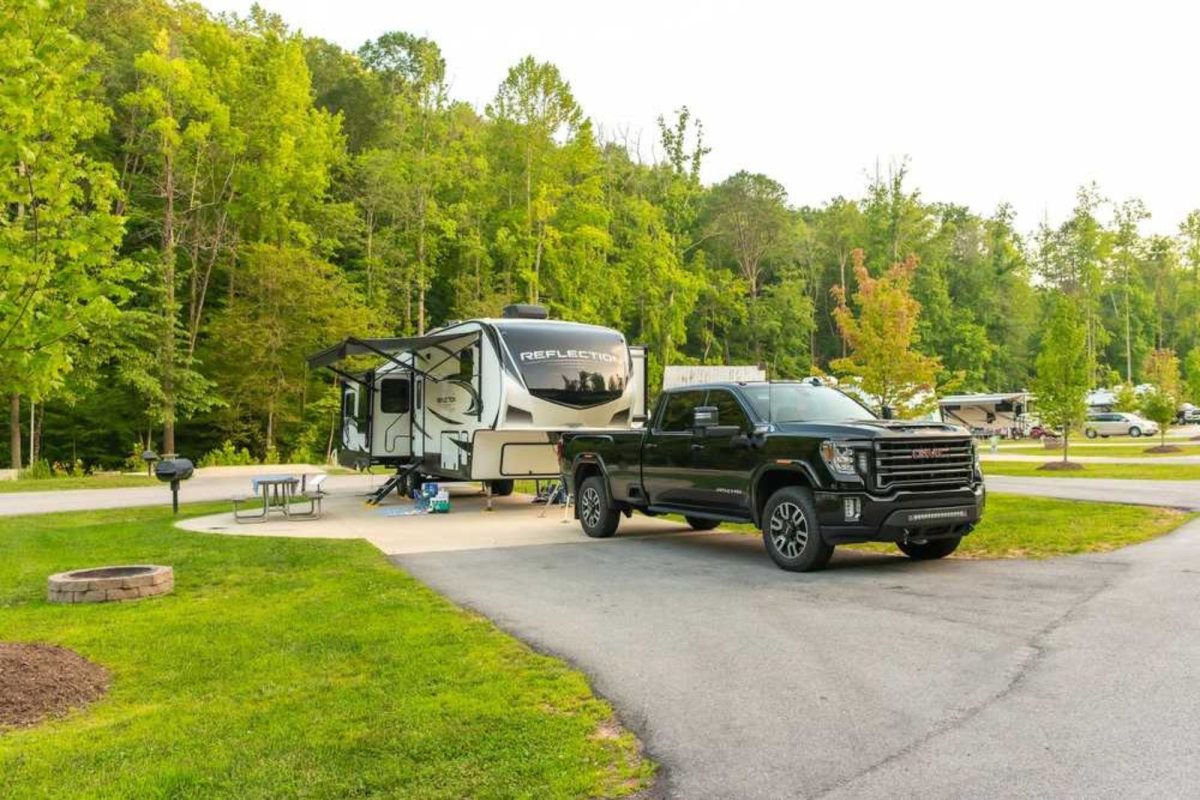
left=692, top=406, right=718, bottom=430
left=881, top=405, right=895, bottom=420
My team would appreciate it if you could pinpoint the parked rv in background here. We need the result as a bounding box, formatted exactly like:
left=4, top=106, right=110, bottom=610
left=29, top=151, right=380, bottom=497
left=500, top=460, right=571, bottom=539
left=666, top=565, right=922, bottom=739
left=308, top=305, right=646, bottom=501
left=938, top=392, right=1031, bottom=438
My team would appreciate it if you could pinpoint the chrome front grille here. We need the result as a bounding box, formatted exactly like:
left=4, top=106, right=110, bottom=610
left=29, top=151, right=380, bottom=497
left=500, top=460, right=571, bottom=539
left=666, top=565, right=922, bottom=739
left=873, top=438, right=974, bottom=491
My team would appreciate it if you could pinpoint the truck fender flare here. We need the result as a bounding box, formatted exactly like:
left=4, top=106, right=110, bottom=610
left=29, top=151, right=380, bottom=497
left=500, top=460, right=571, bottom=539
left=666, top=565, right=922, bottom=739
left=750, top=463, right=821, bottom=526
left=570, top=453, right=613, bottom=518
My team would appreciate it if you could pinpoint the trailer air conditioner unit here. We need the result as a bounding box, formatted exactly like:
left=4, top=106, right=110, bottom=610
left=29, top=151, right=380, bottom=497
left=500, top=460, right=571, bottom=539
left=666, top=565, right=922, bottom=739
left=502, top=303, right=550, bottom=320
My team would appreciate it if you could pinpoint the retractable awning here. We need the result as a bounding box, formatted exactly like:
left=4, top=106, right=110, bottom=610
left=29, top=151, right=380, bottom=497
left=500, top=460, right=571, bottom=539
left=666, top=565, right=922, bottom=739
left=304, top=331, right=482, bottom=381
left=307, top=333, right=474, bottom=370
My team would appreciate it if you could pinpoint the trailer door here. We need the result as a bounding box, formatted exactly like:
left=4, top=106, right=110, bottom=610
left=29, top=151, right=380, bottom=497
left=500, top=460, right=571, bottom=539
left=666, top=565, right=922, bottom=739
left=341, top=382, right=369, bottom=456
left=373, top=373, right=413, bottom=459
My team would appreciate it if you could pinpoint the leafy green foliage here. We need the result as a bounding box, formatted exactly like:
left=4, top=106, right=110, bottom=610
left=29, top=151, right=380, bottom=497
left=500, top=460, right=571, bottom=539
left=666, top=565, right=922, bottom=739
left=831, top=250, right=941, bottom=416
left=1032, top=298, right=1092, bottom=461
left=0, top=0, right=129, bottom=465
left=7, top=1, right=1200, bottom=470
left=197, top=440, right=258, bottom=467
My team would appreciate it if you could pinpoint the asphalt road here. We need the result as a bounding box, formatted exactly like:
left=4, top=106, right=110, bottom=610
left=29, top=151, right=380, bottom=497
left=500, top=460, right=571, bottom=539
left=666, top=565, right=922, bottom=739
left=0, top=472, right=380, bottom=516
left=397, top=520, right=1200, bottom=799
left=4, top=472, right=1196, bottom=515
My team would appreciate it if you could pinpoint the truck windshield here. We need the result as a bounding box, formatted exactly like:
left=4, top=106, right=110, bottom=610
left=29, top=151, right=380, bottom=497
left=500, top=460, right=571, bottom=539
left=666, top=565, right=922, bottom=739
left=742, top=384, right=875, bottom=423
left=499, top=322, right=629, bottom=408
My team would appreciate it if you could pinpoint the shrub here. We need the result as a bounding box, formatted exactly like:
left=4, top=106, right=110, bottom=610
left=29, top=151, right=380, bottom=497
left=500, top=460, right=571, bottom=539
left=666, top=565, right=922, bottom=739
left=19, top=460, right=53, bottom=480
left=198, top=441, right=258, bottom=468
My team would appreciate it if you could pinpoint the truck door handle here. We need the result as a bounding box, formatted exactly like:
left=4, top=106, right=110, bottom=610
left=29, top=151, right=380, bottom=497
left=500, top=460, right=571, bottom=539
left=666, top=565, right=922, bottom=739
left=690, top=443, right=704, bottom=451
left=645, top=442, right=658, bottom=449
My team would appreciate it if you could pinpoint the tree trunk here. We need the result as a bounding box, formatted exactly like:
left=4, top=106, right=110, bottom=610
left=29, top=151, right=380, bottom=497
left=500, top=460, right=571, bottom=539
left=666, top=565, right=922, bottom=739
left=266, top=404, right=274, bottom=459
left=531, top=225, right=544, bottom=305
left=839, top=251, right=848, bottom=357
left=162, top=152, right=177, bottom=456
left=29, top=399, right=38, bottom=466
left=1124, top=283, right=1133, bottom=383
left=9, top=394, right=20, bottom=471
left=1062, top=432, right=1069, bottom=464
left=417, top=197, right=427, bottom=334
left=364, top=207, right=375, bottom=305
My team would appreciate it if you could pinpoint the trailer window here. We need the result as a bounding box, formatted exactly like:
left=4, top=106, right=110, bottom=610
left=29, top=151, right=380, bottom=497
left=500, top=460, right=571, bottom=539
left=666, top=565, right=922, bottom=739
left=501, top=323, right=630, bottom=408
left=380, top=378, right=410, bottom=414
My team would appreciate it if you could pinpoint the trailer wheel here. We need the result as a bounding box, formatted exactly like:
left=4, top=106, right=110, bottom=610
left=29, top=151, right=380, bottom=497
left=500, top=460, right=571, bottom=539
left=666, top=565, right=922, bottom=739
left=578, top=476, right=620, bottom=538
left=761, top=487, right=833, bottom=572
left=685, top=516, right=721, bottom=531
left=489, top=479, right=515, bottom=497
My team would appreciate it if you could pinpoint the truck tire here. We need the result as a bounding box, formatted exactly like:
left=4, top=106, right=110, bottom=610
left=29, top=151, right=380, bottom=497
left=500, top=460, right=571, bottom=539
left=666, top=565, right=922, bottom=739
left=761, top=486, right=833, bottom=572
left=1129, top=426, right=1142, bottom=438
left=897, top=536, right=961, bottom=560
left=578, top=476, right=620, bottom=538
left=489, top=479, right=515, bottom=497
left=685, top=516, right=721, bottom=531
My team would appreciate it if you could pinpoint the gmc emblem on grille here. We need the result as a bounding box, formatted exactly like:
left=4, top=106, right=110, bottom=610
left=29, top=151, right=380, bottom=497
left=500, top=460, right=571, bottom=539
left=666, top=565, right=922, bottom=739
left=911, top=447, right=949, bottom=459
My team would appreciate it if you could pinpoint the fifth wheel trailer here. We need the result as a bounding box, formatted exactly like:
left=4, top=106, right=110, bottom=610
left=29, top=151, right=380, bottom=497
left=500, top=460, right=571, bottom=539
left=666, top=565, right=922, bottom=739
left=307, top=305, right=647, bottom=499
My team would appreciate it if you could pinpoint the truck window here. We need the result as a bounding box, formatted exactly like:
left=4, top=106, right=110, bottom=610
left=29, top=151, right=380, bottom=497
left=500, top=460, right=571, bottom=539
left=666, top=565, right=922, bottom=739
left=658, top=390, right=706, bottom=432
left=705, top=389, right=750, bottom=432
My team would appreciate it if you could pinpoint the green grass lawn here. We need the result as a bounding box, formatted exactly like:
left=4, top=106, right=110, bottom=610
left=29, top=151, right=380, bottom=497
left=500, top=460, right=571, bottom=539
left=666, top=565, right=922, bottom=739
left=989, top=443, right=1200, bottom=458
left=982, top=460, right=1200, bottom=480
left=0, top=474, right=159, bottom=493
left=0, top=504, right=651, bottom=799
left=697, top=493, right=1192, bottom=559
left=853, top=494, right=1192, bottom=558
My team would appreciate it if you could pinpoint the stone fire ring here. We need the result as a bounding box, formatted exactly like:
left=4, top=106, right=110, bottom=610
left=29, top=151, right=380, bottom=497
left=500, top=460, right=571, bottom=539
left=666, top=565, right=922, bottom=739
left=48, top=565, right=174, bottom=604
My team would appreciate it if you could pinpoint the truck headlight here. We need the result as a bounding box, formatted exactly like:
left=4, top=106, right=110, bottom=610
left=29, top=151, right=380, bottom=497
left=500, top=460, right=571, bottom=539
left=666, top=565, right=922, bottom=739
left=972, top=442, right=983, bottom=479
left=820, top=440, right=861, bottom=482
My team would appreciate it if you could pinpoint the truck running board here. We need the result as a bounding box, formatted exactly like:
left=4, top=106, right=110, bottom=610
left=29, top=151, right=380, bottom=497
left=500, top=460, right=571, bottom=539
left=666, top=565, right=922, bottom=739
left=645, top=505, right=754, bottom=523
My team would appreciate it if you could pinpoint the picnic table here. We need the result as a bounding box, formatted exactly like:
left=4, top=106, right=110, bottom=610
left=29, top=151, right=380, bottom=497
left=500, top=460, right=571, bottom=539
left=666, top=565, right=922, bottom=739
left=233, top=472, right=327, bottom=523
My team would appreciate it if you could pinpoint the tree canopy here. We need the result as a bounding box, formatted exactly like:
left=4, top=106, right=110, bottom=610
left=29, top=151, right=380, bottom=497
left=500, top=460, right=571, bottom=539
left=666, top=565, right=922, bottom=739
left=6, top=0, right=1200, bottom=469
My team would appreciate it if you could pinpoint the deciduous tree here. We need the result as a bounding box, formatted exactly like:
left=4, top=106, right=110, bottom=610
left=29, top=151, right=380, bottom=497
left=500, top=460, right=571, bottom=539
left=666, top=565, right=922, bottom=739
left=1032, top=298, right=1091, bottom=465
left=0, top=0, right=127, bottom=467
left=830, top=250, right=940, bottom=416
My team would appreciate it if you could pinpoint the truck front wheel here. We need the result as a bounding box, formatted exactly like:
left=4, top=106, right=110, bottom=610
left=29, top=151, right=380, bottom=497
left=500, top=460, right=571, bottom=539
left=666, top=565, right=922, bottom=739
left=897, top=536, right=961, bottom=560
left=578, top=476, right=620, bottom=538
left=761, top=487, right=833, bottom=572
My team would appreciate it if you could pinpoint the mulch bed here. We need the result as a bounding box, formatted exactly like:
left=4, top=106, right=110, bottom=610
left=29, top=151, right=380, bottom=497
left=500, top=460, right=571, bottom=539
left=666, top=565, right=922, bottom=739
left=1037, top=461, right=1086, bottom=471
left=0, top=643, right=109, bottom=729
left=1143, top=445, right=1183, bottom=454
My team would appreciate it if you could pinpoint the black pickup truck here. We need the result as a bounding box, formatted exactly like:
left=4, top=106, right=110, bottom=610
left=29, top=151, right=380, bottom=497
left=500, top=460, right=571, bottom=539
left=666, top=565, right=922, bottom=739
left=556, top=380, right=985, bottom=571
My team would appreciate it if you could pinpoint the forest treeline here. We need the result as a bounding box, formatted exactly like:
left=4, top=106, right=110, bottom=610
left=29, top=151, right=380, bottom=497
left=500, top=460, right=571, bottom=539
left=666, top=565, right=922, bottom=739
left=5, top=0, right=1200, bottom=469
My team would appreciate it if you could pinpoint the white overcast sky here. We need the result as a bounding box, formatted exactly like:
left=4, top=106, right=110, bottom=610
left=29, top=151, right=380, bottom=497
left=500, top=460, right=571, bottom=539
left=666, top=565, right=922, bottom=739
left=201, top=0, right=1199, bottom=235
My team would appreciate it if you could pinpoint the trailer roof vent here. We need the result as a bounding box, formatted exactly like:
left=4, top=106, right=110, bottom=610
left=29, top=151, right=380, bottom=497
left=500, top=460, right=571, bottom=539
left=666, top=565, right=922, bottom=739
left=502, top=304, right=549, bottom=320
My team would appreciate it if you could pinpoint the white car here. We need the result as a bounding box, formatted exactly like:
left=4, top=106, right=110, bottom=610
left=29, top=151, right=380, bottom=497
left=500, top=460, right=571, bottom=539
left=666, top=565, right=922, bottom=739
left=1084, top=412, right=1159, bottom=438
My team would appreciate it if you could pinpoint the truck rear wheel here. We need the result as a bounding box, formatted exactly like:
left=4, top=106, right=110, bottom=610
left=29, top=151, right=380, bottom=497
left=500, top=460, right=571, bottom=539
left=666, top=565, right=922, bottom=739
left=761, top=487, right=833, bottom=572
left=578, top=476, right=620, bottom=538
left=897, top=536, right=961, bottom=560
left=685, top=516, right=721, bottom=531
